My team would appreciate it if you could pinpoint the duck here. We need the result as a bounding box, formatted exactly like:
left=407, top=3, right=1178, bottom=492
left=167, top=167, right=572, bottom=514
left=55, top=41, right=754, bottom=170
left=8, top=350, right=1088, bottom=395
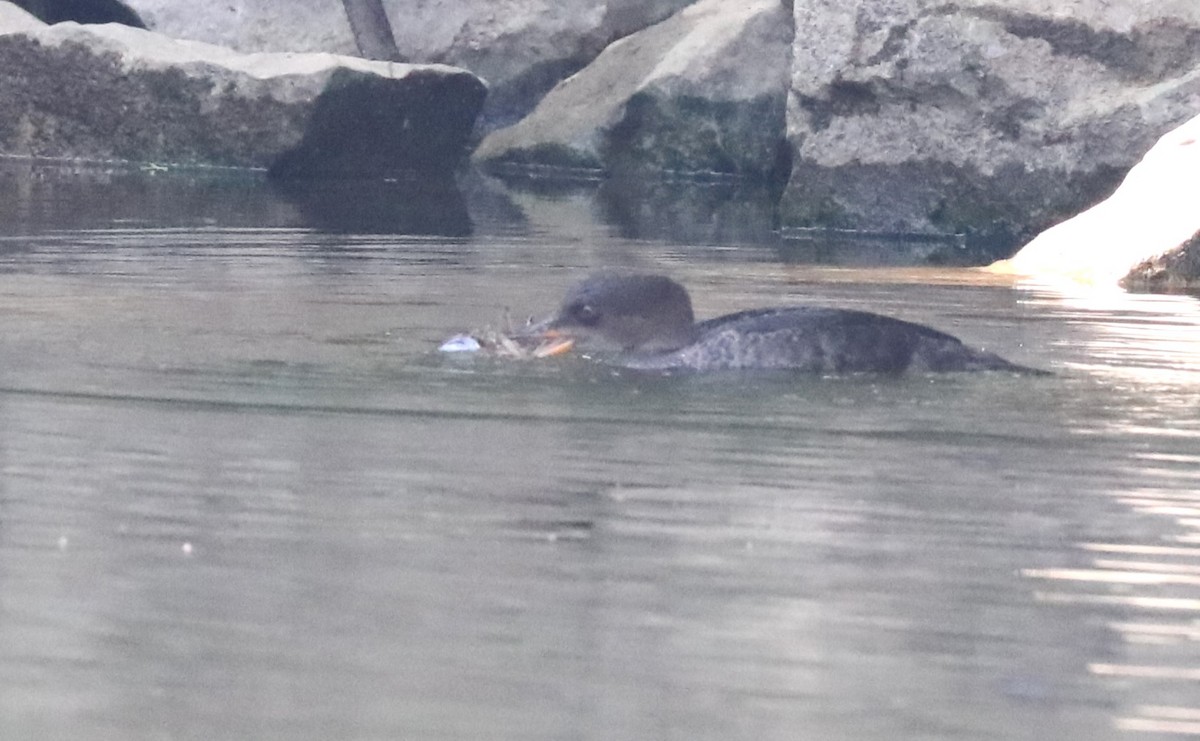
left=528, top=272, right=1038, bottom=374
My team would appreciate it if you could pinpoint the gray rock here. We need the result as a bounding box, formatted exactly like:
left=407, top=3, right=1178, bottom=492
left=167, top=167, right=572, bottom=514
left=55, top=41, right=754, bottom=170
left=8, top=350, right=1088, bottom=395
left=124, top=0, right=355, bottom=56
left=0, top=1, right=42, bottom=31
left=0, top=3, right=486, bottom=176
left=124, top=0, right=696, bottom=130
left=1121, top=231, right=1200, bottom=293
left=472, top=0, right=792, bottom=180
left=993, top=111, right=1200, bottom=286
left=783, top=0, right=1200, bottom=253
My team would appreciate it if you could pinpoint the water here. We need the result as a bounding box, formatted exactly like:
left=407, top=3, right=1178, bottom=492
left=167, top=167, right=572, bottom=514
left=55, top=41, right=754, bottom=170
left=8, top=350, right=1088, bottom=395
left=1, top=163, right=1199, bottom=740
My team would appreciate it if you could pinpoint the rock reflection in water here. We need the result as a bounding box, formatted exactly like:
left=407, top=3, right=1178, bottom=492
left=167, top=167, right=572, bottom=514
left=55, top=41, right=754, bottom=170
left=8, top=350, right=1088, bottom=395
left=0, top=167, right=1198, bottom=740
left=273, top=176, right=473, bottom=236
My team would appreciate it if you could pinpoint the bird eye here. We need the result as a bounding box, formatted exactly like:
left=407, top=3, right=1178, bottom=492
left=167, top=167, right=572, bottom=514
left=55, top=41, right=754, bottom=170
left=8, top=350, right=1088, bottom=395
left=572, top=303, right=600, bottom=326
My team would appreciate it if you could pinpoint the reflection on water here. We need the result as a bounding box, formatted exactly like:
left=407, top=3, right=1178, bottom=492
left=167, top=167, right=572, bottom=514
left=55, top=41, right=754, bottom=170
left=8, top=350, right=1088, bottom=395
left=1023, top=282, right=1200, bottom=385
left=273, top=176, right=473, bottom=236
left=1015, top=281, right=1200, bottom=737
left=0, top=164, right=1199, bottom=739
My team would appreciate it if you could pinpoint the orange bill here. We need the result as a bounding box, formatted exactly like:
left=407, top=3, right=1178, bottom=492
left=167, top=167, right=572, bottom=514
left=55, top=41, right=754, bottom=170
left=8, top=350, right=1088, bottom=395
left=532, top=337, right=575, bottom=358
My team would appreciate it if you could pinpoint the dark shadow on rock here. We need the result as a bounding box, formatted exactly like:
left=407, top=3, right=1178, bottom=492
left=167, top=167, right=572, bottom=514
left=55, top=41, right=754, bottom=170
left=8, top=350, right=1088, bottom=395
left=601, top=93, right=788, bottom=183
left=476, top=56, right=590, bottom=135
left=272, top=176, right=472, bottom=236
left=341, top=0, right=407, bottom=62
left=269, top=69, right=486, bottom=180
left=967, top=7, right=1200, bottom=83
left=12, top=0, right=145, bottom=27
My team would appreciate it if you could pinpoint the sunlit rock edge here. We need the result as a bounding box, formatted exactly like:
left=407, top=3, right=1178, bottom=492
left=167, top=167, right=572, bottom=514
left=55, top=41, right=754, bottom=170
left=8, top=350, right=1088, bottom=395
left=990, top=113, right=1200, bottom=290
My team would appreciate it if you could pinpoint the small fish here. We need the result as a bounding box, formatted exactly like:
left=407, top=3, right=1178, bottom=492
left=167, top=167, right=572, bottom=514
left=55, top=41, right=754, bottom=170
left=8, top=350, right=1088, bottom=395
left=438, top=334, right=482, bottom=353
left=437, top=330, right=574, bottom=359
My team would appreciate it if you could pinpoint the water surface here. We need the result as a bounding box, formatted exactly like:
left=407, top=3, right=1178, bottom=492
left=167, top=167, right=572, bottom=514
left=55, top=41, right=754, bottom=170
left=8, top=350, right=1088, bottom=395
left=1, top=165, right=1199, bottom=740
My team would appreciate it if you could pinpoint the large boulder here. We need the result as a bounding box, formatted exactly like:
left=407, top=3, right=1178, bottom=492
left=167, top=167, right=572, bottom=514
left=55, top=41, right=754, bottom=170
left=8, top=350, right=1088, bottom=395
left=0, top=2, right=485, bottom=176
left=991, top=113, right=1200, bottom=288
left=782, top=0, right=1200, bottom=254
left=124, top=0, right=696, bottom=131
left=472, top=0, right=793, bottom=181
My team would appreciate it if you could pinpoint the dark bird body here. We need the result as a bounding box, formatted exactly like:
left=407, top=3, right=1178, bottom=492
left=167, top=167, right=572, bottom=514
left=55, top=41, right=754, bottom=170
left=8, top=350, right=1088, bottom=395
left=537, top=273, right=1036, bottom=375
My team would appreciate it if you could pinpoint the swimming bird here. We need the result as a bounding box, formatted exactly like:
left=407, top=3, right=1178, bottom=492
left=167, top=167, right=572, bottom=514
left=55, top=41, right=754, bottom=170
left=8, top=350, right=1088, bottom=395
left=530, top=272, right=1036, bottom=374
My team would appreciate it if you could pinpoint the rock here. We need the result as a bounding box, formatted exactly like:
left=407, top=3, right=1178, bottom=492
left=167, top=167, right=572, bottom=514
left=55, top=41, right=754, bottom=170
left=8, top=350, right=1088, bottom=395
left=0, top=1, right=43, bottom=32
left=991, top=113, right=1200, bottom=286
left=0, top=3, right=486, bottom=176
left=393, top=0, right=699, bottom=131
left=11, top=0, right=145, bottom=27
left=124, top=0, right=696, bottom=131
left=124, top=0, right=356, bottom=56
left=1120, top=232, right=1200, bottom=293
left=472, top=0, right=792, bottom=181
left=782, top=0, right=1200, bottom=255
